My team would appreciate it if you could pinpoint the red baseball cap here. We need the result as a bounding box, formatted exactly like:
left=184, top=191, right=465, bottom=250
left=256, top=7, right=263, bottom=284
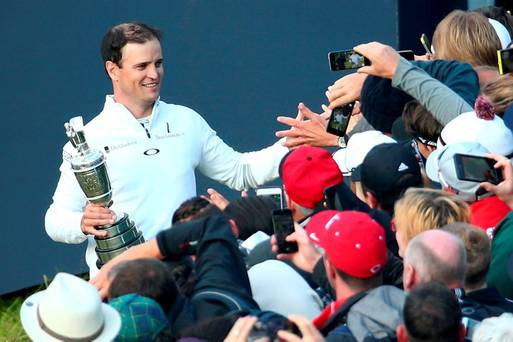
left=280, top=146, right=343, bottom=209
left=306, top=210, right=388, bottom=278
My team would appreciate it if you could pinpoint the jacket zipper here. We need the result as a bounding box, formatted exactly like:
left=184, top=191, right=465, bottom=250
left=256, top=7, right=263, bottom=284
left=140, top=123, right=151, bottom=138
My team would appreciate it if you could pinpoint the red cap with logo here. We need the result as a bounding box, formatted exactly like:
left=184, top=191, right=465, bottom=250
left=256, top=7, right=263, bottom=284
left=280, top=146, right=343, bottom=209
left=306, top=210, right=388, bottom=278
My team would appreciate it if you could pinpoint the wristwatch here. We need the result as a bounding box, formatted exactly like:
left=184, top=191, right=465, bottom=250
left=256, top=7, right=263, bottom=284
left=337, top=136, right=346, bottom=148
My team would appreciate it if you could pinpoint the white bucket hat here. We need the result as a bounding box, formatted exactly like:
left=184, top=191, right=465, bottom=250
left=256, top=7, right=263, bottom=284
left=20, top=272, right=121, bottom=341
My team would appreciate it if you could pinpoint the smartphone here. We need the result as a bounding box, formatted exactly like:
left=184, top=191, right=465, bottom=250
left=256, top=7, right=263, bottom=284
left=497, top=47, right=513, bottom=75
left=420, top=33, right=432, bottom=54
left=272, top=209, right=298, bottom=253
left=328, top=50, right=370, bottom=71
left=453, top=154, right=503, bottom=184
left=256, top=187, right=283, bottom=209
left=397, top=49, right=415, bottom=61
left=326, top=102, right=354, bottom=136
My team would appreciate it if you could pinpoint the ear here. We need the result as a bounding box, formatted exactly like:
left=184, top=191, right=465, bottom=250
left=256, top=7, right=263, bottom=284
left=105, top=61, right=120, bottom=81
left=228, top=219, right=239, bottom=239
left=396, top=325, right=408, bottom=342
left=403, top=262, right=416, bottom=292
left=324, top=258, right=337, bottom=285
left=365, top=191, right=379, bottom=209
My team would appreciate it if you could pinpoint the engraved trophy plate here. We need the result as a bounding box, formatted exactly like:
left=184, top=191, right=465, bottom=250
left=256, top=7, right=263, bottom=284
left=64, top=116, right=144, bottom=268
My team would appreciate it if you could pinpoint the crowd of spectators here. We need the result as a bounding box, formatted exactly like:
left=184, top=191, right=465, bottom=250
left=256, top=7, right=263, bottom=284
left=21, top=5, right=513, bottom=342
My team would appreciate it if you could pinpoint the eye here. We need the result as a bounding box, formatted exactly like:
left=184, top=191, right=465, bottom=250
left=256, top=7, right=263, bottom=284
left=155, top=60, right=163, bottom=68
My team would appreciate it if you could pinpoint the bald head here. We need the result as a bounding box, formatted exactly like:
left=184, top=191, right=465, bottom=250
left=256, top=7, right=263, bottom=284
left=404, top=230, right=467, bottom=290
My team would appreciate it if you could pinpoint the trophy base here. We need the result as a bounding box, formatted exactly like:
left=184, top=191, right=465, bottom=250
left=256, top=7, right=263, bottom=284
left=94, top=213, right=145, bottom=268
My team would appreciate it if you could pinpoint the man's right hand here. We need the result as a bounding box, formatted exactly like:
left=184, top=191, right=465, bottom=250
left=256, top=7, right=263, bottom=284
left=80, top=203, right=116, bottom=237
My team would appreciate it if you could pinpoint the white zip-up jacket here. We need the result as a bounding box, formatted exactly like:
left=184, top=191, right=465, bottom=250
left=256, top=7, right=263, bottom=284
left=45, top=96, right=288, bottom=275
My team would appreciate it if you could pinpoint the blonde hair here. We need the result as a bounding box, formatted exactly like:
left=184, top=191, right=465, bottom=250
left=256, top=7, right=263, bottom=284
left=432, top=10, right=502, bottom=67
left=394, top=188, right=471, bottom=246
left=481, top=74, right=513, bottom=114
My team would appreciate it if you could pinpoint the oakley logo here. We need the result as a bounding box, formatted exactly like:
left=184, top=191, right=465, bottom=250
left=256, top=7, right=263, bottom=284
left=143, top=148, right=160, bottom=156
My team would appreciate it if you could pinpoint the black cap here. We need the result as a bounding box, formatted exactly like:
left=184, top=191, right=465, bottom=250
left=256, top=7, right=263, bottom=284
left=361, top=143, right=421, bottom=193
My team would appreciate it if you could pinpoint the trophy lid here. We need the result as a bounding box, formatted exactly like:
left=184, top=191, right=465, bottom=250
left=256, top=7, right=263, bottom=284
left=65, top=116, right=87, bottom=149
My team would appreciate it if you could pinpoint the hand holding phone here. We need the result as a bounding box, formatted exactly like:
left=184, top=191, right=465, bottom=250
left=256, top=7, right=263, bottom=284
left=272, top=209, right=298, bottom=253
left=478, top=153, right=513, bottom=209
left=454, top=153, right=504, bottom=184
left=352, top=42, right=401, bottom=79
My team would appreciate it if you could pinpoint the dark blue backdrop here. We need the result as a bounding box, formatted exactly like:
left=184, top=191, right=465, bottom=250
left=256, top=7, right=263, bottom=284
left=0, top=0, right=461, bottom=294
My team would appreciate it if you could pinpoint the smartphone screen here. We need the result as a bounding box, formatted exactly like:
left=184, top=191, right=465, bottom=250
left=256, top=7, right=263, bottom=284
left=397, top=50, right=415, bottom=61
left=420, top=33, right=432, bottom=54
left=256, top=187, right=283, bottom=209
left=326, top=102, right=354, bottom=136
left=454, top=154, right=503, bottom=184
left=328, top=50, right=370, bottom=71
left=272, top=209, right=298, bottom=253
left=498, top=48, right=513, bottom=75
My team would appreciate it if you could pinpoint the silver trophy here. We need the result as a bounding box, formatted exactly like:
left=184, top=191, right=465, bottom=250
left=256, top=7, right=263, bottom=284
left=64, top=116, right=144, bottom=268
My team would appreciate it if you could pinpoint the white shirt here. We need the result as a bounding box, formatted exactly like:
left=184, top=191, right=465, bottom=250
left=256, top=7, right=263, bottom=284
left=45, top=96, right=288, bottom=275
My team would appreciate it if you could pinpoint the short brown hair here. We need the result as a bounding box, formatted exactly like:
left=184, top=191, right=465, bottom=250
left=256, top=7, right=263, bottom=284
left=403, top=100, right=443, bottom=145
left=101, top=22, right=162, bottom=68
left=433, top=10, right=502, bottom=67
left=441, top=222, right=491, bottom=289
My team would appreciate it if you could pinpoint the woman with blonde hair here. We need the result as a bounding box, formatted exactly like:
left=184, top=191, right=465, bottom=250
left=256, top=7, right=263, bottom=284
left=432, top=10, right=502, bottom=67
left=393, top=188, right=471, bottom=257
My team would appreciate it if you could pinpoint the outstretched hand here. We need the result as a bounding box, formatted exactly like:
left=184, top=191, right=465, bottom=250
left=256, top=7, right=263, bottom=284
left=326, top=72, right=367, bottom=109
left=276, top=103, right=338, bottom=148
left=204, top=188, right=230, bottom=210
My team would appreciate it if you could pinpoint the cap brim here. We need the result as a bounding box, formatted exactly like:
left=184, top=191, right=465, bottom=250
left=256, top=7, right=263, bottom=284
left=332, top=148, right=351, bottom=175
left=305, top=210, right=339, bottom=248
left=425, top=146, right=447, bottom=183
left=20, top=291, right=121, bottom=342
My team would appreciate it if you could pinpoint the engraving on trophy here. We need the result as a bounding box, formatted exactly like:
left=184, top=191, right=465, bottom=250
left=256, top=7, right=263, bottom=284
left=74, top=163, right=112, bottom=204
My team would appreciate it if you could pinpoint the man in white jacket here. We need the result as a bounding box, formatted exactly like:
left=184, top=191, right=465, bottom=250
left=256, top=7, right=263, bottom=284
left=45, top=22, right=288, bottom=276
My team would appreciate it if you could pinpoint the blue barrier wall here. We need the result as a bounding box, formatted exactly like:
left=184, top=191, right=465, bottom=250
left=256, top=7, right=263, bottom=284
left=1, top=0, right=460, bottom=294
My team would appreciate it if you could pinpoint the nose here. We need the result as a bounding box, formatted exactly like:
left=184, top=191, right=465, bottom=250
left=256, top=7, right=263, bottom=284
left=147, top=64, right=159, bottom=79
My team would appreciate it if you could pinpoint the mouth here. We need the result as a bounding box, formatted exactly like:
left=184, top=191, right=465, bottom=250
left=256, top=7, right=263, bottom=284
left=142, top=81, right=159, bottom=89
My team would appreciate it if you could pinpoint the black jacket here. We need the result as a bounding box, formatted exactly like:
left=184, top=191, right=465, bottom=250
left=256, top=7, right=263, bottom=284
left=156, top=215, right=260, bottom=335
left=460, top=286, right=513, bottom=321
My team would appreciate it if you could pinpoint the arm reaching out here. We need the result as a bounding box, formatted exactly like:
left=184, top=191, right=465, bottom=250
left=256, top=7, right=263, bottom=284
left=275, top=103, right=340, bottom=148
